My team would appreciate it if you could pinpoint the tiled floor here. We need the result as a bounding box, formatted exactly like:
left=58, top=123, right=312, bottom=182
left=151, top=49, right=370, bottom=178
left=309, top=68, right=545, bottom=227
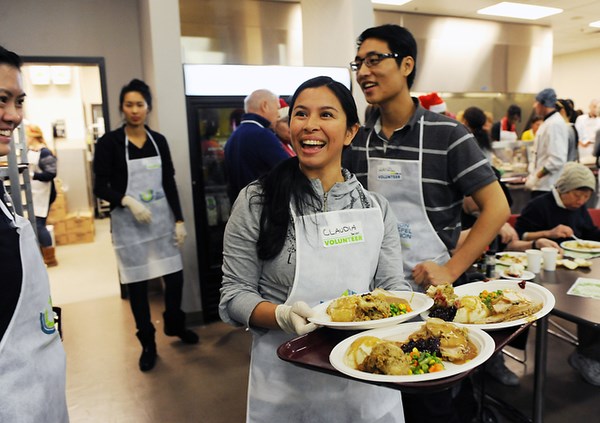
left=47, top=219, right=598, bottom=422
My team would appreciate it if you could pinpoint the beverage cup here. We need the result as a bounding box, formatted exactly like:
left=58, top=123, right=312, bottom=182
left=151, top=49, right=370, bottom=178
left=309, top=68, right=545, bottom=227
left=541, top=247, right=559, bottom=271
left=525, top=249, right=543, bottom=273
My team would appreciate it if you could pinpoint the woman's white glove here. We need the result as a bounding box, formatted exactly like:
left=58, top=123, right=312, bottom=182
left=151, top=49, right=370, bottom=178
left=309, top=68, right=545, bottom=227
left=175, top=221, right=187, bottom=247
left=121, top=195, right=152, bottom=224
left=524, top=174, right=538, bottom=191
left=275, top=301, right=318, bottom=335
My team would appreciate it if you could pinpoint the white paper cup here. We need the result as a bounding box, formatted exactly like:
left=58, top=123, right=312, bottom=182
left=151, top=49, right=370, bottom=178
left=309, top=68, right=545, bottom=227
left=541, top=247, right=559, bottom=271
left=525, top=249, right=543, bottom=273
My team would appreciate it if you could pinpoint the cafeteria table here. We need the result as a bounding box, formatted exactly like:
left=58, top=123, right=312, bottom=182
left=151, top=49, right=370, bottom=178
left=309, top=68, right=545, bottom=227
left=530, top=262, right=600, bottom=422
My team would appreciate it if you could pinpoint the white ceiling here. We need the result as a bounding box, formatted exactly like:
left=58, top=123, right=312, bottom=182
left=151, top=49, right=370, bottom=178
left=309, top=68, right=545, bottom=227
left=372, top=0, right=600, bottom=56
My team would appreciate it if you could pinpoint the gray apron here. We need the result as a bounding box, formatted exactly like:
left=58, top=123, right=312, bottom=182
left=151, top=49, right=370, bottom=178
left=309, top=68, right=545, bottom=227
left=247, top=193, right=405, bottom=423
left=367, top=117, right=449, bottom=291
left=0, top=198, right=69, bottom=422
left=111, top=131, right=182, bottom=283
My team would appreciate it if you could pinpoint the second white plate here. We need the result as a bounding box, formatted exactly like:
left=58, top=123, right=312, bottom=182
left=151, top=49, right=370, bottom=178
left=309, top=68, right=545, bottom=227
left=420, top=280, right=555, bottom=331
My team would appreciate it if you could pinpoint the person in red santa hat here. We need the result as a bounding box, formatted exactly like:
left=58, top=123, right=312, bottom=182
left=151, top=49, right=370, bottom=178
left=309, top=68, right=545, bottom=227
left=273, top=98, right=296, bottom=157
left=419, top=92, right=455, bottom=118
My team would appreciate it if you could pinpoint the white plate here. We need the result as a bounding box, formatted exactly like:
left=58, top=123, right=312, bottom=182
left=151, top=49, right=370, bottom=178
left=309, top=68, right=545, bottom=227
left=329, top=322, right=495, bottom=383
left=561, top=240, right=600, bottom=253
left=495, top=251, right=527, bottom=266
left=420, top=280, right=555, bottom=331
left=308, top=291, right=433, bottom=330
left=499, top=270, right=535, bottom=281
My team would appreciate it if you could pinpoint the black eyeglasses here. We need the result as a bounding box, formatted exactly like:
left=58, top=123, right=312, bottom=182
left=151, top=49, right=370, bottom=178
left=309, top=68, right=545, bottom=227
left=350, top=52, right=400, bottom=71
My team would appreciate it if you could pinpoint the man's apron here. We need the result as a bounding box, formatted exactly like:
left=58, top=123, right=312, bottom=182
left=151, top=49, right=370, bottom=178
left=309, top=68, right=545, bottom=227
left=367, top=117, right=450, bottom=291
left=0, top=199, right=69, bottom=422
left=27, top=149, right=52, bottom=218
left=247, top=195, right=404, bottom=422
left=111, top=131, right=182, bottom=284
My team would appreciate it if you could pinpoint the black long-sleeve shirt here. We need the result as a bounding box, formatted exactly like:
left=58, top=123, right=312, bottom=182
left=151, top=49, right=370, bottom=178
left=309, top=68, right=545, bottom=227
left=0, top=181, right=23, bottom=342
left=93, top=125, right=183, bottom=222
left=515, top=191, right=600, bottom=243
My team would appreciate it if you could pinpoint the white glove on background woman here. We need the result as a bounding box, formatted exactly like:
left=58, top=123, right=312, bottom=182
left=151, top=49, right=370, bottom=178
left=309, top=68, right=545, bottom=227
left=275, top=301, right=318, bottom=335
left=175, top=221, right=187, bottom=247
left=524, top=174, right=538, bottom=191
left=121, top=195, right=152, bottom=224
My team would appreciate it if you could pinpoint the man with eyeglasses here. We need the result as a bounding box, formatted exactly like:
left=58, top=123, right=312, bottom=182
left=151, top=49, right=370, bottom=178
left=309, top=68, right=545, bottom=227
left=345, top=24, right=508, bottom=291
left=343, top=23, right=511, bottom=423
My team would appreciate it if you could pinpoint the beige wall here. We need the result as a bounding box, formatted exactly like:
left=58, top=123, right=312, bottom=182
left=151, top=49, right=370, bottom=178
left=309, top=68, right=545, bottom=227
left=553, top=48, right=600, bottom=113
left=1, top=0, right=144, bottom=129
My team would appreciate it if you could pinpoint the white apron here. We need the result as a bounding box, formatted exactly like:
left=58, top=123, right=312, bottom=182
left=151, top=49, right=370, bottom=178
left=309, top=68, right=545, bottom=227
left=111, top=131, right=182, bottom=284
left=247, top=195, right=404, bottom=423
left=367, top=117, right=449, bottom=291
left=0, top=199, right=69, bottom=422
left=27, top=149, right=52, bottom=218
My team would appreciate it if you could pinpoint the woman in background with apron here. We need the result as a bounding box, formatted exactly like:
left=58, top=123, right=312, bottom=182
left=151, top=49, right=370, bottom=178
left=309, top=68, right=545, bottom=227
left=220, top=76, right=410, bottom=422
left=93, top=79, right=197, bottom=372
left=0, top=45, right=68, bottom=422
left=26, top=124, right=58, bottom=266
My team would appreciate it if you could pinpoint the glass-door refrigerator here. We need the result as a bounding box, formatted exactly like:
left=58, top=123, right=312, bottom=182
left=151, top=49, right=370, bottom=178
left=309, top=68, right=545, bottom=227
left=186, top=96, right=243, bottom=322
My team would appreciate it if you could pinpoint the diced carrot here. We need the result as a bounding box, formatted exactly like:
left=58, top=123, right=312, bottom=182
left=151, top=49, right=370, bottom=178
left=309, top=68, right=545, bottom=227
left=429, top=363, right=444, bottom=372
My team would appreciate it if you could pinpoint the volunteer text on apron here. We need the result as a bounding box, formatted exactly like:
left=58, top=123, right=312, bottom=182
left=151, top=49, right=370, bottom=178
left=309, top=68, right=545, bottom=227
left=27, top=149, right=52, bottom=218
left=111, top=131, right=182, bottom=283
left=0, top=199, right=69, bottom=423
left=367, top=117, right=450, bottom=291
left=247, top=193, right=405, bottom=423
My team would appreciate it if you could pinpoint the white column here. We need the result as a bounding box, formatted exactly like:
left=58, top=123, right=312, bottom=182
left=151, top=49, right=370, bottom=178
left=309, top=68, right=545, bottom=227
left=138, top=0, right=202, bottom=313
left=300, top=0, right=374, bottom=119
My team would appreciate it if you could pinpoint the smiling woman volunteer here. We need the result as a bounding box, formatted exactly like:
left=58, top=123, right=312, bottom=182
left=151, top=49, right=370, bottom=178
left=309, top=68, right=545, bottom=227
left=219, top=76, right=410, bottom=423
left=93, top=79, right=197, bottom=372
left=0, top=45, right=68, bottom=422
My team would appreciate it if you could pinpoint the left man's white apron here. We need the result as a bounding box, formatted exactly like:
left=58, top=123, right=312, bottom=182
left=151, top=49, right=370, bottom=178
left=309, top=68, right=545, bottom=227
left=0, top=198, right=69, bottom=422
left=27, top=149, right=52, bottom=218
left=247, top=193, right=405, bottom=423
left=111, top=131, right=182, bottom=283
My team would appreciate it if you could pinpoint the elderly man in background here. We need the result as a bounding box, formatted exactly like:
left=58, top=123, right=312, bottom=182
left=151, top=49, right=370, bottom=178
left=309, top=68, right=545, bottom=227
left=224, top=89, right=289, bottom=203
left=525, top=88, right=569, bottom=198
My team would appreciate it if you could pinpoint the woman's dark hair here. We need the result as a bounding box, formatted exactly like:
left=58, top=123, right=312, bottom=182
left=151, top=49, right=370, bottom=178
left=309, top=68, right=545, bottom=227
left=119, top=78, right=152, bottom=111
left=0, top=45, right=22, bottom=69
left=255, top=76, right=358, bottom=260
left=357, top=24, right=418, bottom=88
left=463, top=106, right=491, bottom=153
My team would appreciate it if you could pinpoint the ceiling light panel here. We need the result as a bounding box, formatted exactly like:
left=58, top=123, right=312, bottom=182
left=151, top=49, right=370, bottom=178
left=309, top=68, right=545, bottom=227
left=478, top=2, right=562, bottom=21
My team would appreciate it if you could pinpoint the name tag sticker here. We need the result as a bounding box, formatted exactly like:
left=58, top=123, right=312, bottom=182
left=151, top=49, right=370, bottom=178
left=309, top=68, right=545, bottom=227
left=321, top=221, right=365, bottom=248
left=143, top=158, right=161, bottom=170
left=376, top=164, right=402, bottom=181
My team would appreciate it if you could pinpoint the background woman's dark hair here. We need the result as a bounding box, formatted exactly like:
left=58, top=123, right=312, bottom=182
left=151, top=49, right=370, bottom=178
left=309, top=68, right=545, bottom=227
left=357, top=24, right=418, bottom=89
left=256, top=76, right=358, bottom=260
left=463, top=106, right=491, bottom=153
left=119, top=78, right=152, bottom=111
left=0, top=45, right=23, bottom=69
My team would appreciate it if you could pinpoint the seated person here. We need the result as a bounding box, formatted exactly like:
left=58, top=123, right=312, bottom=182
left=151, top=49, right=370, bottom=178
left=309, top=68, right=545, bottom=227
left=516, top=162, right=600, bottom=244
left=515, top=161, right=600, bottom=386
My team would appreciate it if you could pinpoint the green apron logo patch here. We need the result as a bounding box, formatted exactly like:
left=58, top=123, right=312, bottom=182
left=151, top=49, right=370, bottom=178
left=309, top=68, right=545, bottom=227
left=321, top=221, right=364, bottom=248
left=39, top=297, right=56, bottom=335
